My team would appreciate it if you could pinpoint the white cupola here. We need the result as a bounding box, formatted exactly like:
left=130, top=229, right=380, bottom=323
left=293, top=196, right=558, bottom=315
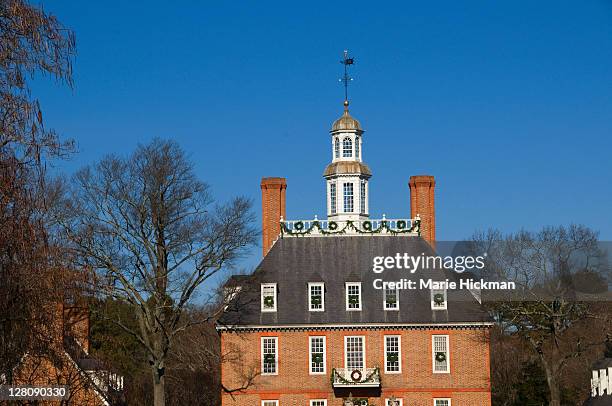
left=323, top=100, right=372, bottom=221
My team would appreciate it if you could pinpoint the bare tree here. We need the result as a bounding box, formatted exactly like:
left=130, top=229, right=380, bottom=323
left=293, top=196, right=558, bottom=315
left=60, top=138, right=258, bottom=406
left=470, top=225, right=611, bottom=406
left=0, top=0, right=76, bottom=383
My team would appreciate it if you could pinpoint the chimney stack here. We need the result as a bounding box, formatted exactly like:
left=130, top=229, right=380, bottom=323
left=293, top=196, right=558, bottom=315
left=409, top=175, right=436, bottom=246
left=261, top=177, right=287, bottom=257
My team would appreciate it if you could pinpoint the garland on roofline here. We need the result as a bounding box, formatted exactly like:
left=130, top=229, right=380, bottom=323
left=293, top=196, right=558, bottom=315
left=281, top=219, right=421, bottom=237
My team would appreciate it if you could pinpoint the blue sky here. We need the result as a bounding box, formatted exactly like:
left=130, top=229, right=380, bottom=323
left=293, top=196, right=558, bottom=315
left=34, top=1, right=612, bottom=281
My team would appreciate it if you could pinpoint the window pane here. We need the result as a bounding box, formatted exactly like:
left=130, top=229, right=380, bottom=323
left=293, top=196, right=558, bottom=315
left=345, top=336, right=364, bottom=369
left=360, top=181, right=366, bottom=213
left=310, top=284, right=323, bottom=310
left=310, top=337, right=325, bottom=373
left=385, top=336, right=400, bottom=372
left=343, top=137, right=352, bottom=157
left=262, top=338, right=277, bottom=374
left=433, top=336, right=449, bottom=372
left=334, top=138, right=340, bottom=158
left=347, top=284, right=360, bottom=309
left=355, top=136, right=360, bottom=158
left=343, top=183, right=354, bottom=213
left=330, top=183, right=336, bottom=215
left=434, top=400, right=450, bottom=406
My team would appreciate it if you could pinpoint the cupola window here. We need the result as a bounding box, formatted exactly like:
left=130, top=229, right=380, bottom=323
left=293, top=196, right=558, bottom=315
left=355, top=136, right=360, bottom=158
left=343, top=183, right=354, bottom=213
left=334, top=137, right=340, bottom=158
left=330, top=183, right=337, bottom=215
left=342, top=137, right=353, bottom=158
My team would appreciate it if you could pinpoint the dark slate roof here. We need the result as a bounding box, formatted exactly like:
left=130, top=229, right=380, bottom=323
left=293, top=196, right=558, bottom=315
left=219, top=236, right=492, bottom=327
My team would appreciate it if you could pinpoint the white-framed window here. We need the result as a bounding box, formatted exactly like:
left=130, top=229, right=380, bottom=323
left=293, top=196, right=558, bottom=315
left=432, top=335, right=450, bottom=373
left=308, top=282, right=325, bottom=311
left=355, top=136, right=360, bottom=158
left=434, top=399, right=451, bottom=406
left=261, top=337, right=278, bottom=375
left=345, top=282, right=361, bottom=310
left=309, top=336, right=326, bottom=374
left=386, top=398, right=403, bottom=406
left=334, top=137, right=340, bottom=158
left=343, top=182, right=354, bottom=213
left=431, top=288, right=447, bottom=310
left=261, top=283, right=277, bottom=312
left=384, top=335, right=401, bottom=373
left=310, top=401, right=327, bottom=406
left=344, top=336, right=365, bottom=370
left=384, top=287, right=399, bottom=310
left=262, top=401, right=279, bottom=406
left=342, top=137, right=353, bottom=157
left=360, top=180, right=366, bottom=213
left=330, top=183, right=337, bottom=215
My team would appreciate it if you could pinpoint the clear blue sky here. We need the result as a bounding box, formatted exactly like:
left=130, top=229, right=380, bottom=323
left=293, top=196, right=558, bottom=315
left=34, top=1, right=612, bottom=279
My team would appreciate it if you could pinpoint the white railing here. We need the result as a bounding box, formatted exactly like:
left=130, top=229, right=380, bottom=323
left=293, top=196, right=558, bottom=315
left=331, top=367, right=381, bottom=387
left=592, top=367, right=612, bottom=397
left=280, top=214, right=420, bottom=237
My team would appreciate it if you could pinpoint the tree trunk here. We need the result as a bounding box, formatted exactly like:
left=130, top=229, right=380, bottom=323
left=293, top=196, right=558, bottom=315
left=152, top=366, right=165, bottom=406
left=540, top=350, right=562, bottom=406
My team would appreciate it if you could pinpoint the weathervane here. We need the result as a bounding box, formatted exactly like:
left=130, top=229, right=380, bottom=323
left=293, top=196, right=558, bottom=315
left=339, top=50, right=355, bottom=106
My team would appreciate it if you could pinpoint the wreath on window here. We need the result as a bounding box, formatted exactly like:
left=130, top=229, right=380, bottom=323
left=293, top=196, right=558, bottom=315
left=294, top=221, right=304, bottom=231
left=328, top=221, right=338, bottom=231
left=386, top=296, right=397, bottom=305
left=350, top=369, right=362, bottom=382
left=362, top=220, right=372, bottom=231
left=433, top=293, right=445, bottom=305
left=396, top=220, right=406, bottom=229
left=264, top=353, right=276, bottom=364
left=263, top=296, right=274, bottom=308
left=387, top=352, right=399, bottom=363
left=435, top=352, right=446, bottom=363
left=312, top=353, right=324, bottom=364
left=311, top=295, right=322, bottom=305
left=348, top=296, right=359, bottom=305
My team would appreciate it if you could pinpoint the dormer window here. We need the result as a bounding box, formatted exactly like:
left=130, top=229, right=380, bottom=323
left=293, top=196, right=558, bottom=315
left=334, top=137, right=340, bottom=158
left=431, top=288, right=447, bottom=310
left=384, top=287, right=399, bottom=310
left=342, top=137, right=353, bottom=158
left=346, top=282, right=361, bottom=310
left=261, top=283, right=277, bottom=312
left=308, top=282, right=325, bottom=311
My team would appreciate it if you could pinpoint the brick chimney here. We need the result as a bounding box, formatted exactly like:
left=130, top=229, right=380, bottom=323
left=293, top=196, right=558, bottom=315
left=409, top=175, right=436, bottom=245
left=64, top=305, right=90, bottom=354
left=261, top=177, right=287, bottom=257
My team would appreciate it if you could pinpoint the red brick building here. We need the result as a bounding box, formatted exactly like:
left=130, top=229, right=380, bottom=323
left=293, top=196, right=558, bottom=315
left=218, top=99, right=492, bottom=406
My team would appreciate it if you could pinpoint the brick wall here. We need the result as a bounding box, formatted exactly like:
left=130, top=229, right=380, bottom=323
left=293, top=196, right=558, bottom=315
left=221, top=328, right=491, bottom=406
left=261, top=177, right=287, bottom=257
left=409, top=175, right=436, bottom=246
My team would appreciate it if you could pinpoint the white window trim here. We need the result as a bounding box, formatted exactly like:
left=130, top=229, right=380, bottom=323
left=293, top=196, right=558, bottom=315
left=384, top=335, right=402, bottom=374
left=308, top=282, right=325, bottom=312
left=386, top=399, right=403, bottom=406
left=431, top=288, right=447, bottom=310
left=308, top=336, right=327, bottom=375
left=310, top=401, right=328, bottom=406
left=384, top=287, right=399, bottom=311
left=261, top=283, right=277, bottom=312
left=433, top=399, right=451, bottom=406
left=432, top=334, right=450, bottom=374
left=345, top=282, right=362, bottom=311
left=262, top=401, right=279, bottom=406
left=344, top=335, right=366, bottom=370
left=261, top=336, right=278, bottom=376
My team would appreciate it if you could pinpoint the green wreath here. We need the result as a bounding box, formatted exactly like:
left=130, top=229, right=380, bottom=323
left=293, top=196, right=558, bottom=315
left=386, top=296, right=397, bottom=305
left=397, top=220, right=406, bottom=229
left=312, top=353, right=324, bottom=364
left=433, top=293, right=445, bottom=305
left=362, top=220, right=372, bottom=231
left=348, top=296, right=359, bottom=305
left=263, top=296, right=274, bottom=308
left=387, top=352, right=399, bottom=363
left=435, top=352, right=446, bottom=363
left=294, top=221, right=304, bottom=230
left=328, top=221, right=338, bottom=231
left=311, top=295, right=322, bottom=305
left=264, top=353, right=276, bottom=364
